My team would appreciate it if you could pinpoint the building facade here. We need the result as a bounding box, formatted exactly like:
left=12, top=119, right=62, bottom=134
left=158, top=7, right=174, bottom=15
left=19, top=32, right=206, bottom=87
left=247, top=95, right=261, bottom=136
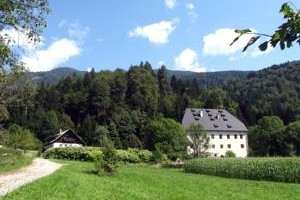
left=182, top=108, right=248, bottom=157
left=45, top=129, right=86, bottom=149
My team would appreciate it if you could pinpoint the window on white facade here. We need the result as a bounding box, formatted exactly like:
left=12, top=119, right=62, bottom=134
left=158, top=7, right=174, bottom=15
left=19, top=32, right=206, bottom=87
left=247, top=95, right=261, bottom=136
left=212, top=144, right=215, bottom=149
left=211, top=134, right=214, bottom=139
left=240, top=135, right=243, bottom=139
left=219, top=135, right=222, bottom=139
left=227, top=135, right=230, bottom=139
left=234, top=135, right=237, bottom=139
left=227, top=144, right=231, bottom=148
left=241, top=144, right=245, bottom=148
left=59, top=144, right=62, bottom=147
left=220, top=144, right=223, bottom=149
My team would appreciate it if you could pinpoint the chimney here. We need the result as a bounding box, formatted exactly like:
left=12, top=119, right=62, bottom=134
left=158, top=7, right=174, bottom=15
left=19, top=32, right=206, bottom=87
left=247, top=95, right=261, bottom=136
left=60, top=128, right=62, bottom=134
left=200, top=110, right=203, bottom=118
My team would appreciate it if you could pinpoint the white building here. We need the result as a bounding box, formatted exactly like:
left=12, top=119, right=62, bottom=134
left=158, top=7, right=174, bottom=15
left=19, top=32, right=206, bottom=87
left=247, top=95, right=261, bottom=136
left=44, top=129, right=86, bottom=149
left=182, top=108, right=248, bottom=157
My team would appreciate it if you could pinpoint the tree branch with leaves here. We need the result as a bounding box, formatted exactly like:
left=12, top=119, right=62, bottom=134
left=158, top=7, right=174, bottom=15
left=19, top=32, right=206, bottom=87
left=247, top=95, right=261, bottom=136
left=231, top=2, right=300, bottom=52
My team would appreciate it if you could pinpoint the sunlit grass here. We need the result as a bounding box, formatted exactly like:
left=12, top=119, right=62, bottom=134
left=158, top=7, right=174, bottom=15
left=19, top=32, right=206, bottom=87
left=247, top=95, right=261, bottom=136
left=1, top=160, right=300, bottom=200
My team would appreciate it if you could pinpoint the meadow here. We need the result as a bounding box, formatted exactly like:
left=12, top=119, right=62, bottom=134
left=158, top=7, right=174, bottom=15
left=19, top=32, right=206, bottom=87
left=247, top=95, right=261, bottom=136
left=1, top=160, right=300, bottom=200
left=0, top=148, right=34, bottom=174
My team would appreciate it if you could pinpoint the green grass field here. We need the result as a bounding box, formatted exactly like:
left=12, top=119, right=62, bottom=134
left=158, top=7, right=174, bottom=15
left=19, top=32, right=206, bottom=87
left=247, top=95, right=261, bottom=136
left=0, top=148, right=34, bottom=174
left=1, top=160, right=300, bottom=200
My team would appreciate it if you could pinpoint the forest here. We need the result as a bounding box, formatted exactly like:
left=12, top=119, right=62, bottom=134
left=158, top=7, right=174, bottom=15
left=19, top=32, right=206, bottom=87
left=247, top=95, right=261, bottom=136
left=1, top=60, right=300, bottom=156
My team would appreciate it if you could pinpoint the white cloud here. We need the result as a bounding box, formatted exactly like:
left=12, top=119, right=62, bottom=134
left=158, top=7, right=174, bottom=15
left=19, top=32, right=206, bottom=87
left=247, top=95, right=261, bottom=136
left=165, top=0, right=176, bottom=9
left=203, top=28, right=274, bottom=59
left=129, top=18, right=179, bottom=45
left=87, top=67, right=92, bottom=72
left=68, top=23, right=89, bottom=42
left=186, top=3, right=195, bottom=10
left=202, top=28, right=256, bottom=56
left=186, top=3, right=198, bottom=20
left=157, top=61, right=165, bottom=67
left=22, top=38, right=80, bottom=72
left=57, top=21, right=89, bottom=43
left=174, top=48, right=206, bottom=72
left=250, top=43, right=274, bottom=57
left=1, top=28, right=44, bottom=51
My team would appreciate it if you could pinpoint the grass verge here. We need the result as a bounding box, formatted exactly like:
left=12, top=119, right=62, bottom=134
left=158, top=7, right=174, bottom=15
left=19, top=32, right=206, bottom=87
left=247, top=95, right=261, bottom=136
left=1, top=160, right=300, bottom=200
left=0, top=148, right=35, bottom=174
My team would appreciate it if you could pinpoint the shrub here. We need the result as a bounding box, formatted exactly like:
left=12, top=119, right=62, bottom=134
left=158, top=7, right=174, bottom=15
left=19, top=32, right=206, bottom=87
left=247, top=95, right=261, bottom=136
left=152, top=146, right=168, bottom=163
left=42, top=147, right=154, bottom=163
left=225, top=150, right=236, bottom=158
left=42, top=147, right=102, bottom=162
left=96, top=138, right=118, bottom=175
left=116, top=148, right=153, bottom=163
left=116, top=150, right=140, bottom=163
left=184, top=157, right=300, bottom=183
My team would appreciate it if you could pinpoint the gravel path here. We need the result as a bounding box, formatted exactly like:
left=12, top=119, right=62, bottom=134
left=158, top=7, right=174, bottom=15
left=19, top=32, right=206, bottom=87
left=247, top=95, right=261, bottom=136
left=0, top=158, right=62, bottom=197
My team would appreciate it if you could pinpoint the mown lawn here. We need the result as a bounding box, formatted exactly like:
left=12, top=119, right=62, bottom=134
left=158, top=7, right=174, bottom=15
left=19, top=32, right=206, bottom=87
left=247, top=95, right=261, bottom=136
left=1, top=160, right=300, bottom=200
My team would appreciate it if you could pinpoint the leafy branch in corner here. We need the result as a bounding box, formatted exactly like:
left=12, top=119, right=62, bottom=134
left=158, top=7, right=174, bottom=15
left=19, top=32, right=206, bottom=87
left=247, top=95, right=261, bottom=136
left=231, top=2, right=300, bottom=52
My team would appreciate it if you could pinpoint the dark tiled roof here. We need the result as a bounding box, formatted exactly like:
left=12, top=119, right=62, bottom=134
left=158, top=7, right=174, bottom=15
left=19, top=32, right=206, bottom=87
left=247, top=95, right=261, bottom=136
left=45, top=129, right=86, bottom=145
left=182, top=108, right=247, bottom=132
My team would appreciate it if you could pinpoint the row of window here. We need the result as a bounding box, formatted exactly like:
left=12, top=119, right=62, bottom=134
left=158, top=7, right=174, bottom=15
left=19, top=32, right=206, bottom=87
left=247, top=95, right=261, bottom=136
left=211, top=144, right=245, bottom=149
left=211, top=134, right=244, bottom=139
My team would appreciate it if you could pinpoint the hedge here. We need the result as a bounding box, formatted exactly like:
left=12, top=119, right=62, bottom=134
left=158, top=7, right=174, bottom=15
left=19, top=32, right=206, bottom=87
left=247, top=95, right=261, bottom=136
left=42, top=147, right=154, bottom=163
left=183, top=157, right=300, bottom=183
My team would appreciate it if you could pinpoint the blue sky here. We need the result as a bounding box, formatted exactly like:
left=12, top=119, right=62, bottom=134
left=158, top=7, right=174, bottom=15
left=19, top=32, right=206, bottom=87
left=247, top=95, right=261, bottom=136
left=15, top=0, right=300, bottom=72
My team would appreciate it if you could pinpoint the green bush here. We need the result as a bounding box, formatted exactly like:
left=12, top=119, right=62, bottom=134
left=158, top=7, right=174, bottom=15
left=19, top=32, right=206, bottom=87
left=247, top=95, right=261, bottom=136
left=96, top=138, right=119, bottom=175
left=116, top=150, right=140, bottom=163
left=225, top=150, right=236, bottom=158
left=42, top=147, right=154, bottom=163
left=42, top=147, right=102, bottom=162
left=184, top=158, right=300, bottom=183
left=116, top=148, right=153, bottom=163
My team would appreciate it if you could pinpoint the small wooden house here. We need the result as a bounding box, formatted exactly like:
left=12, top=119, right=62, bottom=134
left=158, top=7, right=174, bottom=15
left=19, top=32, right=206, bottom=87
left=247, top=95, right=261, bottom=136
left=45, top=129, right=86, bottom=149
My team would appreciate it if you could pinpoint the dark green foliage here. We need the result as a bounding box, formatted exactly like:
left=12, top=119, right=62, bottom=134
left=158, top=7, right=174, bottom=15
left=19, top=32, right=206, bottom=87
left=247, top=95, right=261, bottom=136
left=145, top=118, right=189, bottom=160
left=225, top=150, right=236, bottom=158
left=3, top=124, right=42, bottom=150
left=152, top=145, right=169, bottom=163
left=96, top=137, right=119, bottom=174
left=226, top=61, right=300, bottom=125
left=184, top=158, right=300, bottom=183
left=248, top=116, right=288, bottom=156
left=78, top=114, right=97, bottom=146
left=3, top=60, right=300, bottom=157
left=286, top=120, right=300, bottom=155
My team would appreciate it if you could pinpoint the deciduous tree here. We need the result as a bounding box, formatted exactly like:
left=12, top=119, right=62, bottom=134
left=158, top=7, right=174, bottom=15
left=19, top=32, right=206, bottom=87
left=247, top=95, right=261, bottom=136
left=187, top=123, right=210, bottom=157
